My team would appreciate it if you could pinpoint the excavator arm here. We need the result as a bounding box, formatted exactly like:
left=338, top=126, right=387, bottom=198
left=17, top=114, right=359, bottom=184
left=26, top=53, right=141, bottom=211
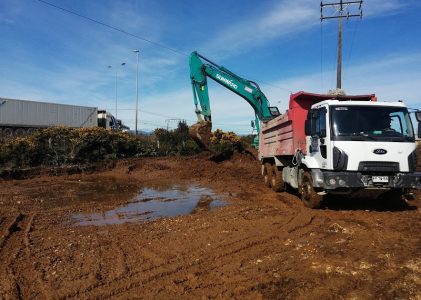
left=189, top=51, right=279, bottom=148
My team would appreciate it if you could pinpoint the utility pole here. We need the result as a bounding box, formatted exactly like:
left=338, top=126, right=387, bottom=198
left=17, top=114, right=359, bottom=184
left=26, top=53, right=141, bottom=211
left=133, top=50, right=140, bottom=136
left=321, top=0, right=363, bottom=91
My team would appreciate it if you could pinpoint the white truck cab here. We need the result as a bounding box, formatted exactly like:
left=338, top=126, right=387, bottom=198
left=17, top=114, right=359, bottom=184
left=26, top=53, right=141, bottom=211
left=303, top=100, right=419, bottom=193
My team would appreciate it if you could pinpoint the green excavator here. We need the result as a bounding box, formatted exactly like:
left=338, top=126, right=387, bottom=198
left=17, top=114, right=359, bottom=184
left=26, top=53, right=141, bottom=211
left=189, top=51, right=280, bottom=149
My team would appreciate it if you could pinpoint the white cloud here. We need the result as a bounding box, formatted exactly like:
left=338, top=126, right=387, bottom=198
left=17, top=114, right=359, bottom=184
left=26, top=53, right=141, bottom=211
left=203, top=0, right=317, bottom=57
left=133, top=50, right=421, bottom=133
left=267, top=52, right=421, bottom=109
left=363, top=0, right=406, bottom=17
left=201, top=0, right=406, bottom=58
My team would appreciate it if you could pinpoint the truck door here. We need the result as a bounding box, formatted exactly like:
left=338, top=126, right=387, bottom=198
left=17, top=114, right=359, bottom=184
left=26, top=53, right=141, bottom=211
left=308, top=107, right=330, bottom=169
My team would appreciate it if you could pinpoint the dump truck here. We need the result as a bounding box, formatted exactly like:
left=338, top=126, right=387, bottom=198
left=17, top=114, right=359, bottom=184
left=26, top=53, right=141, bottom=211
left=259, top=91, right=421, bottom=207
left=0, top=98, right=125, bottom=139
left=189, top=51, right=421, bottom=208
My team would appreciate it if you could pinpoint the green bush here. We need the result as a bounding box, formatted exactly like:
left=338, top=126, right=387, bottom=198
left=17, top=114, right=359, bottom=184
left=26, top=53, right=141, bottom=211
left=209, top=129, right=244, bottom=153
left=0, top=126, right=152, bottom=169
left=154, top=121, right=200, bottom=156
left=0, top=122, right=205, bottom=170
left=179, top=139, right=201, bottom=155
left=0, top=137, right=35, bottom=168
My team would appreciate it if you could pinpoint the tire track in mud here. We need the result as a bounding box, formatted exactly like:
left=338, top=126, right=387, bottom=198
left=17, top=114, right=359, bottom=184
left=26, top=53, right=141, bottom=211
left=61, top=232, right=261, bottom=299
left=212, top=235, right=280, bottom=261
left=0, top=213, right=54, bottom=299
left=0, top=213, right=24, bottom=250
left=62, top=250, right=189, bottom=299
left=284, top=209, right=316, bottom=233
left=0, top=213, right=28, bottom=298
left=23, top=213, right=34, bottom=255
left=64, top=210, right=318, bottom=299
left=113, top=242, right=129, bottom=280
left=104, top=210, right=314, bottom=297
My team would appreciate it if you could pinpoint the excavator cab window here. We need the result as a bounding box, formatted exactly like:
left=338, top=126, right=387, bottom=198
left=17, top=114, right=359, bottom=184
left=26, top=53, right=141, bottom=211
left=269, top=107, right=280, bottom=116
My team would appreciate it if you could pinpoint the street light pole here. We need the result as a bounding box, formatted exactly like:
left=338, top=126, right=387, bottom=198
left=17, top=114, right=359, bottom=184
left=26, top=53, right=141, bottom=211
left=133, top=50, right=140, bottom=135
left=108, top=62, right=126, bottom=120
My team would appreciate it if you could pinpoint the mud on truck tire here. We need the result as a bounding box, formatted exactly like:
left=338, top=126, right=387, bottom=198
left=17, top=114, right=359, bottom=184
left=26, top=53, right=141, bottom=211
left=300, top=171, right=323, bottom=209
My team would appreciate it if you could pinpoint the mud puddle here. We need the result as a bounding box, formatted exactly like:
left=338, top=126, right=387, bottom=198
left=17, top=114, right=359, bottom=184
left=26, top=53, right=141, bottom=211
left=72, top=185, right=229, bottom=226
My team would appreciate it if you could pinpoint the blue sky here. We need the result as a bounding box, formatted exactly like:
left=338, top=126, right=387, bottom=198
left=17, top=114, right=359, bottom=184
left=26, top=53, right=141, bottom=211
left=1, top=0, right=420, bottom=134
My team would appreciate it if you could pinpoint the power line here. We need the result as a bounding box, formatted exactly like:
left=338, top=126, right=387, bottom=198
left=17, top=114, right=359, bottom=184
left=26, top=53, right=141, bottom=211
left=235, top=72, right=292, bottom=94
left=36, top=0, right=294, bottom=95
left=36, top=0, right=188, bottom=57
left=346, top=18, right=361, bottom=67
left=115, top=108, right=196, bottom=122
left=321, top=0, right=363, bottom=90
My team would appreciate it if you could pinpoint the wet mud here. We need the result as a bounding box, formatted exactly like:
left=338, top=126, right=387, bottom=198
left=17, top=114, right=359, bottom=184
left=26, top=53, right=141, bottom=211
left=72, top=184, right=228, bottom=226
left=0, top=152, right=420, bottom=299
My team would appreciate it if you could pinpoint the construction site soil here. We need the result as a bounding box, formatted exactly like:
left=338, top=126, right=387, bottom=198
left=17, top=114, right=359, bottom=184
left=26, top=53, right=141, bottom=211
left=1, top=150, right=420, bottom=299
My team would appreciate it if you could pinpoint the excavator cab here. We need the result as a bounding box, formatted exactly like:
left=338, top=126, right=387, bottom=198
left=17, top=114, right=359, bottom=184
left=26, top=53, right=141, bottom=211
left=269, top=106, right=280, bottom=117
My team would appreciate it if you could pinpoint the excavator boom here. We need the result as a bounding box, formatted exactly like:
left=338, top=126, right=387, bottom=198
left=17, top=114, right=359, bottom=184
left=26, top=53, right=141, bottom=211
left=189, top=51, right=279, bottom=148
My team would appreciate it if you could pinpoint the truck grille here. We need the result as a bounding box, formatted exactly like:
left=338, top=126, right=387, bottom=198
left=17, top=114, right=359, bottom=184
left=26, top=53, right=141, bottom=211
left=358, top=161, right=399, bottom=173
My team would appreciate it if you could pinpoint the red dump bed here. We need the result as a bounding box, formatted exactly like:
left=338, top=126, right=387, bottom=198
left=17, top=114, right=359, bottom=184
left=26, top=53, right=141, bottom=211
left=258, top=91, right=376, bottom=159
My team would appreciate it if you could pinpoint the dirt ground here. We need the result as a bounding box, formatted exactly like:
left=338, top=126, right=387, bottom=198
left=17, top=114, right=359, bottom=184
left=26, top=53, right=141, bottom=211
left=1, top=151, right=420, bottom=299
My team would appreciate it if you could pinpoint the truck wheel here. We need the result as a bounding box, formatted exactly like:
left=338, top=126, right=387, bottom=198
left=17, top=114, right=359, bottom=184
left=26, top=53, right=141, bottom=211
left=382, top=189, right=404, bottom=205
left=271, top=166, right=285, bottom=192
left=15, top=128, right=26, bottom=136
left=263, top=163, right=273, bottom=187
left=3, top=128, right=13, bottom=138
left=26, top=128, right=35, bottom=135
left=300, top=172, right=322, bottom=209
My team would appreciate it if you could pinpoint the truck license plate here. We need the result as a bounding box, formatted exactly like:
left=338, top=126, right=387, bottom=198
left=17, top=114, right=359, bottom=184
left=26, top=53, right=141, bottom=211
left=372, top=176, right=388, bottom=183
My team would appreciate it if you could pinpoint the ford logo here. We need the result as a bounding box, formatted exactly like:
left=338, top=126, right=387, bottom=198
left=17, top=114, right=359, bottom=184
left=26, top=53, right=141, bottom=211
left=373, top=148, right=387, bottom=155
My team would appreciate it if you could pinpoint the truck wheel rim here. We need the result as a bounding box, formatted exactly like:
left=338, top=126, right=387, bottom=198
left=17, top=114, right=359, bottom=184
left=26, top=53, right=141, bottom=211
left=302, top=180, right=311, bottom=201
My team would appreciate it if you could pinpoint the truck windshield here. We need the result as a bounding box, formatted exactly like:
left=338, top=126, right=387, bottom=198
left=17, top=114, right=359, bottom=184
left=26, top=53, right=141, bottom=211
left=331, top=105, right=414, bottom=142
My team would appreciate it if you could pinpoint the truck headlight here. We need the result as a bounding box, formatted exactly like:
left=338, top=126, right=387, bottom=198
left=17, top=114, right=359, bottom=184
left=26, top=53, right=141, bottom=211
left=328, top=178, right=337, bottom=186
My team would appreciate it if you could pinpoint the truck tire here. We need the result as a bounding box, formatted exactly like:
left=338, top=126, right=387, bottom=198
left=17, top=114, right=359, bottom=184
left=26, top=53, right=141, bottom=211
left=271, top=166, right=285, bottom=192
left=262, top=163, right=273, bottom=187
left=300, top=172, right=322, bottom=209
left=27, top=128, right=35, bottom=135
left=382, top=189, right=404, bottom=205
left=15, top=128, right=26, bottom=136
left=3, top=127, right=13, bottom=138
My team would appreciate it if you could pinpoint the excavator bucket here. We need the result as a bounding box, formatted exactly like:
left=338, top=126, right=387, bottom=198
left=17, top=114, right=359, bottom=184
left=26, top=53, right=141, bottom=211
left=189, top=121, right=212, bottom=150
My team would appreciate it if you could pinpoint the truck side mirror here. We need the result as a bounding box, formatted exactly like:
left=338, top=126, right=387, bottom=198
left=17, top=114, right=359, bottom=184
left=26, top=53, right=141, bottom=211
left=305, top=119, right=311, bottom=136
left=415, top=111, right=421, bottom=122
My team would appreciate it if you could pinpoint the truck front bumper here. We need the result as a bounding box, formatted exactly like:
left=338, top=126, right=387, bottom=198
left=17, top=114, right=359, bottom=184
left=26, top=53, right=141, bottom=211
left=311, top=170, right=421, bottom=190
